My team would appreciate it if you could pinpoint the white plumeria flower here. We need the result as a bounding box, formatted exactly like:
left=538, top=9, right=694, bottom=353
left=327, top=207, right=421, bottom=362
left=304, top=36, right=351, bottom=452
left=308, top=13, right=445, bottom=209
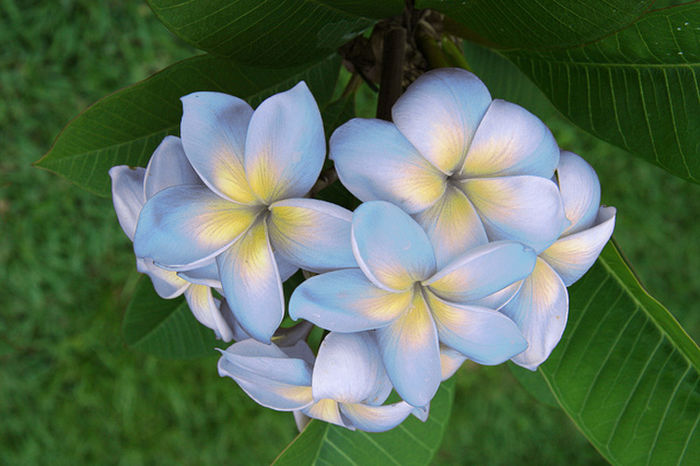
left=217, top=332, right=423, bottom=432
left=330, top=68, right=568, bottom=268
left=502, top=151, right=616, bottom=370
left=290, top=201, right=531, bottom=407
left=132, top=83, right=356, bottom=343
left=109, top=136, right=235, bottom=341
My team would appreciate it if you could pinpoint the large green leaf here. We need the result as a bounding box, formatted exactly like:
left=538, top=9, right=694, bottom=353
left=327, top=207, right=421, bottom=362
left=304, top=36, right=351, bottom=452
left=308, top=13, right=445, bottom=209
left=528, top=242, right=700, bottom=465
left=122, top=276, right=218, bottom=359
left=273, top=379, right=455, bottom=465
left=147, top=0, right=403, bottom=67
left=502, top=4, right=700, bottom=183
left=36, top=54, right=341, bottom=196
left=418, top=0, right=653, bottom=49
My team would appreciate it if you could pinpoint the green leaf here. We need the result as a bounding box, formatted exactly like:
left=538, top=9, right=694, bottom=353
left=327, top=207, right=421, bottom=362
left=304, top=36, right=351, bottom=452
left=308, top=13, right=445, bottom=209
left=418, top=0, right=653, bottom=49
left=501, top=4, right=700, bottom=183
left=322, top=93, right=356, bottom=138
left=461, top=41, right=558, bottom=122
left=508, top=362, right=559, bottom=408
left=537, top=241, right=700, bottom=464
left=273, top=379, right=455, bottom=465
left=36, top=54, right=341, bottom=196
left=122, top=276, right=218, bottom=359
left=147, top=0, right=404, bottom=66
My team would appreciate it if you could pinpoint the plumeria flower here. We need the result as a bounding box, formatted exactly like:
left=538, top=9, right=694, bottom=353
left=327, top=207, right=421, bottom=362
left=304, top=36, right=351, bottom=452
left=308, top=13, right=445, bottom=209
left=110, top=136, right=235, bottom=341
left=290, top=201, right=532, bottom=407
left=502, top=151, right=616, bottom=369
left=218, top=332, right=423, bottom=432
left=330, top=68, right=568, bottom=268
left=133, top=83, right=356, bottom=343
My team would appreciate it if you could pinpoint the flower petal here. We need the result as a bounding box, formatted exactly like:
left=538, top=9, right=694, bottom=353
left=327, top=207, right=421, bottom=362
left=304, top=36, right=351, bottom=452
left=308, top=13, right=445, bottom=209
left=144, top=136, right=201, bottom=199
left=541, top=206, right=616, bottom=286
left=557, top=151, right=602, bottom=235
left=502, top=258, right=568, bottom=370
left=424, top=241, right=536, bottom=304
left=289, top=269, right=412, bottom=332
left=352, top=201, right=436, bottom=292
left=276, top=254, right=299, bottom=282
left=219, top=300, right=252, bottom=342
left=470, top=281, right=523, bottom=310
left=134, top=185, right=258, bottom=269
left=312, top=332, right=389, bottom=404
left=217, top=220, right=284, bottom=343
left=376, top=292, right=441, bottom=407
left=392, top=68, right=492, bottom=174
left=180, top=92, right=257, bottom=204
left=413, top=186, right=487, bottom=269
left=330, top=118, right=446, bottom=214
left=426, top=291, right=527, bottom=365
left=440, top=345, right=467, bottom=381
left=184, top=284, right=234, bottom=341
left=459, top=99, right=559, bottom=179
left=109, top=166, right=146, bottom=241
left=303, top=399, right=348, bottom=428
left=136, top=257, right=189, bottom=299
left=177, top=260, right=221, bottom=288
left=244, top=82, right=325, bottom=203
left=460, top=175, right=567, bottom=253
left=268, top=198, right=355, bottom=273
left=340, top=402, right=415, bottom=432
left=218, top=339, right=313, bottom=410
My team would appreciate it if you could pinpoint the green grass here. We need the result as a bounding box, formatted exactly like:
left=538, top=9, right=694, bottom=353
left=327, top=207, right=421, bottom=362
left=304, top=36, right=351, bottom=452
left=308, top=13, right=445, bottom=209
left=1, top=1, right=697, bottom=464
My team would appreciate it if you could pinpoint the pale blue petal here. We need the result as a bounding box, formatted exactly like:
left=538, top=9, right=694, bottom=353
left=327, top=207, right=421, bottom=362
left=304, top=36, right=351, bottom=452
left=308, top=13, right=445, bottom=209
left=133, top=185, right=258, bottom=269
left=330, top=118, right=446, bottom=214
left=426, top=292, right=527, bottom=365
left=268, top=198, right=355, bottom=273
left=392, top=68, right=492, bottom=174
left=218, top=339, right=313, bottom=410
left=375, top=293, right=441, bottom=407
left=217, top=221, right=284, bottom=343
left=459, top=99, right=559, bottom=179
left=289, top=269, right=411, bottom=332
left=180, top=91, right=257, bottom=204
left=340, top=402, right=415, bottom=432
left=312, top=332, right=389, bottom=404
left=413, top=186, right=487, bottom=269
left=219, top=300, right=252, bottom=342
left=440, top=345, right=467, bottom=381
left=178, top=260, right=221, bottom=288
left=352, top=201, right=436, bottom=292
left=184, top=284, right=234, bottom=341
left=470, top=281, right=523, bottom=310
left=557, top=151, right=602, bottom=235
left=502, top=258, right=568, bottom=370
left=244, top=82, right=325, bottom=203
left=460, top=175, right=568, bottom=253
left=109, top=165, right=146, bottom=241
left=424, top=241, right=536, bottom=304
left=136, top=257, right=189, bottom=299
left=541, top=206, right=616, bottom=286
left=144, top=135, right=201, bottom=199
left=303, top=399, right=348, bottom=428
left=276, top=254, right=299, bottom=282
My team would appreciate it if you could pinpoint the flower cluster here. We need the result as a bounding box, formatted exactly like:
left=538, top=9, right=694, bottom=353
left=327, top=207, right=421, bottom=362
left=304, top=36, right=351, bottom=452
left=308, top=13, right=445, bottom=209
left=110, top=69, right=615, bottom=432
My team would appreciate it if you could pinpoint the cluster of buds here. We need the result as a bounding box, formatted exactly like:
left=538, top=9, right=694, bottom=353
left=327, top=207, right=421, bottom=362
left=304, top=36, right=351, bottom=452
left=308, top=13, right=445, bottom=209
left=110, top=69, right=615, bottom=432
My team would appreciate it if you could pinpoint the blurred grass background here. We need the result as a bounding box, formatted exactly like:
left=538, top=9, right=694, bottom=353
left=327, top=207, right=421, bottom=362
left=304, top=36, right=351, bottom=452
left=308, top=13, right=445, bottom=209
left=1, top=1, right=697, bottom=464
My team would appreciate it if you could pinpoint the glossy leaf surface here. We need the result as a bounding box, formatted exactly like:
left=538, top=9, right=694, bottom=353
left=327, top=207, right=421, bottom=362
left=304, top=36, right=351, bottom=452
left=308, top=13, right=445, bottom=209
left=535, top=242, right=699, bottom=465
left=36, top=54, right=340, bottom=196
left=147, top=0, right=403, bottom=66
left=122, top=276, right=218, bottom=359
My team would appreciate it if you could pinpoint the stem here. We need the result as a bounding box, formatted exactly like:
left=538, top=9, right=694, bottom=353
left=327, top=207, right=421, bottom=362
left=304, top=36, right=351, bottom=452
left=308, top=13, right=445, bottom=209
left=376, top=26, right=406, bottom=121
left=416, top=27, right=450, bottom=69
